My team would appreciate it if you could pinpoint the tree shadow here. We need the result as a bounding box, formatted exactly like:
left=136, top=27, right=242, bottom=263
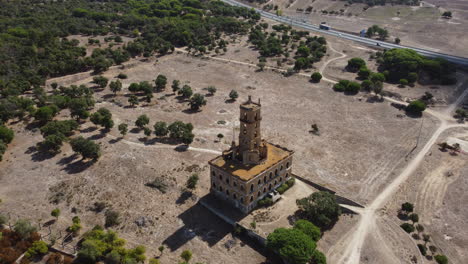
left=30, top=146, right=56, bottom=162
left=174, top=145, right=189, bottom=152
left=57, top=154, right=79, bottom=166
left=101, top=94, right=116, bottom=100
left=225, top=99, right=236, bottom=104
left=43, top=219, right=56, bottom=227
left=405, top=110, right=423, bottom=118
left=130, top=127, right=141, bottom=134
left=80, top=127, right=98, bottom=133
left=61, top=159, right=96, bottom=174
left=87, top=132, right=106, bottom=141
left=182, top=108, right=200, bottom=114
left=108, top=138, right=122, bottom=144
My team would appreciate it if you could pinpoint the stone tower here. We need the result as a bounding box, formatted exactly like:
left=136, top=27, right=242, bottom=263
left=237, top=96, right=267, bottom=164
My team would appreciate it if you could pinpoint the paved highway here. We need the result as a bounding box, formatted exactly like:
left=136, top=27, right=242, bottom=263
left=221, top=0, right=468, bottom=66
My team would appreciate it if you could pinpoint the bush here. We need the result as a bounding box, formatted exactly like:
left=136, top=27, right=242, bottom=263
left=189, top=93, right=207, bottom=111
left=296, top=191, right=341, bottom=229
left=229, top=90, right=238, bottom=100
left=0, top=125, right=14, bottom=144
left=25, top=241, right=48, bottom=258
left=417, top=244, right=427, bottom=256
left=406, top=100, right=426, bottom=114
left=153, top=121, right=168, bottom=137
left=117, top=73, right=127, bottom=79
left=92, top=76, right=109, bottom=88
left=294, top=220, right=321, bottom=242
left=37, top=134, right=65, bottom=154
left=90, top=108, right=114, bottom=130
left=333, top=80, right=360, bottom=94
left=70, top=136, right=101, bottom=160
left=146, top=177, right=168, bottom=193
left=257, top=197, right=273, bottom=207
left=434, top=255, right=448, bottom=264
left=14, top=219, right=37, bottom=239
left=105, top=210, right=121, bottom=227
left=40, top=120, right=78, bottom=137
left=310, top=72, right=322, bottom=83
left=34, top=105, right=59, bottom=123
left=277, top=178, right=295, bottom=194
left=400, top=223, right=415, bottom=233
left=401, top=202, right=414, bottom=213
left=358, top=67, right=371, bottom=79
left=186, top=174, right=199, bottom=189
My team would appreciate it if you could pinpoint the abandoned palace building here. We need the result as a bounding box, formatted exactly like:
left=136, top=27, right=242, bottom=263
left=209, top=96, right=294, bottom=213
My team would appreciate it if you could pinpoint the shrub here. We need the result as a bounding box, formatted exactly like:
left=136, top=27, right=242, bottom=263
left=400, top=223, right=415, bottom=233
left=180, top=250, right=192, bottom=262
left=401, top=202, right=414, bottom=213
left=25, top=240, right=48, bottom=258
left=417, top=244, right=427, bottom=256
left=146, top=177, right=168, bottom=193
left=0, top=125, right=14, bottom=144
left=207, top=86, right=217, bottom=95
left=294, top=220, right=321, bottom=242
left=153, top=121, right=168, bottom=137
left=257, top=197, right=273, bottom=207
left=117, top=73, right=127, bottom=79
left=34, top=105, right=59, bottom=123
left=399, top=79, right=408, bottom=86
left=105, top=210, right=121, bottom=227
left=186, top=174, right=199, bottom=189
left=229, top=90, right=238, bottom=100
left=358, top=67, right=371, bottom=79
left=90, top=108, right=114, bottom=130
left=37, top=134, right=65, bottom=154
left=434, top=255, right=448, bottom=264
left=92, top=76, right=109, bottom=88
left=310, top=250, right=327, bottom=264
left=14, top=219, right=37, bottom=239
left=310, top=72, right=322, bottom=83
left=40, top=120, right=78, bottom=137
left=189, top=93, right=207, bottom=111
left=406, top=100, right=426, bottom=114
left=51, top=208, right=60, bottom=219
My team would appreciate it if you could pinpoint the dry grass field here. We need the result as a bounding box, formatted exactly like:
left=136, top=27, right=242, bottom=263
left=0, top=28, right=467, bottom=264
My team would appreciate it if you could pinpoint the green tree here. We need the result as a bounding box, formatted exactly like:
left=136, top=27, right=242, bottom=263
left=310, top=250, right=327, bottom=264
left=14, top=219, right=37, bottom=239
left=90, top=108, right=114, bottom=130
left=293, top=220, right=321, bottom=242
left=0, top=125, right=15, bottom=144
left=51, top=208, right=61, bottom=219
left=93, top=76, right=109, bottom=88
left=118, top=123, right=128, bottom=137
left=358, top=67, right=371, bottom=79
left=34, top=105, right=59, bottom=124
left=25, top=241, right=48, bottom=258
left=105, top=210, right=121, bottom=227
left=117, top=73, right=127, bottom=79
left=296, top=191, right=341, bottom=229
left=229, top=90, right=238, bottom=101
left=70, top=136, right=101, bottom=160
left=409, top=213, right=419, bottom=224
left=347, top=58, right=366, bottom=72
left=400, top=223, right=415, bottom=233
left=109, top=80, right=122, bottom=94
left=434, top=255, right=448, bottom=264
left=128, top=95, right=139, bottom=107
left=180, top=250, right=192, bottom=262
left=406, top=100, right=426, bottom=114
left=395, top=37, right=401, bottom=44
left=189, top=94, right=207, bottom=111
left=310, top=72, right=322, bottom=83
left=178, top=85, right=193, bottom=98
left=168, top=121, right=194, bottom=145
left=155, top=74, right=167, bottom=91
left=266, top=228, right=316, bottom=264
left=207, top=86, right=217, bottom=95
left=154, top=121, right=168, bottom=137
left=135, top=115, right=150, bottom=129
left=128, top=83, right=140, bottom=94
left=361, top=80, right=372, bottom=91
left=38, top=134, right=65, bottom=154
left=172, top=80, right=181, bottom=93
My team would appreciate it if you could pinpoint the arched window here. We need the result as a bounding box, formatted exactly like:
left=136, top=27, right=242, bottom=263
left=250, top=185, right=254, bottom=192
left=226, top=190, right=230, bottom=195
left=258, top=180, right=261, bottom=185
left=212, top=171, right=216, bottom=176
left=219, top=186, right=223, bottom=192
left=233, top=194, right=237, bottom=200
left=286, top=173, right=289, bottom=178
left=234, top=182, right=237, bottom=187
left=241, top=186, right=244, bottom=191
left=269, top=184, right=272, bottom=191
left=250, top=196, right=253, bottom=202
left=219, top=175, right=222, bottom=180
left=213, top=182, right=217, bottom=188
left=269, top=172, right=272, bottom=179
left=226, top=178, right=229, bottom=184
left=241, top=197, right=244, bottom=203
left=255, top=113, right=258, bottom=120
left=274, top=180, right=277, bottom=185
left=258, top=191, right=261, bottom=197
left=286, top=162, right=290, bottom=168
left=280, top=165, right=283, bottom=171
left=275, top=169, right=278, bottom=176
left=263, top=187, right=266, bottom=193
left=280, top=177, right=283, bottom=182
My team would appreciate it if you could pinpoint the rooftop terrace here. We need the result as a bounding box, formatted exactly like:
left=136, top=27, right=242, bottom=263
left=209, top=142, right=293, bottom=182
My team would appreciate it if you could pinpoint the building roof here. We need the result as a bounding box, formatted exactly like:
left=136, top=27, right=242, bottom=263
left=209, top=142, right=293, bottom=182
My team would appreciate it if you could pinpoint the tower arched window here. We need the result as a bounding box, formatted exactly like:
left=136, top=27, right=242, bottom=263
left=275, top=169, right=278, bottom=176
left=258, top=191, right=261, bottom=197
left=226, top=190, right=229, bottom=195
left=219, top=186, right=223, bottom=192
left=250, top=196, right=254, bottom=202
left=269, top=172, right=272, bottom=179
left=286, top=162, right=290, bottom=168
left=250, top=185, right=253, bottom=192
left=233, top=194, right=237, bottom=200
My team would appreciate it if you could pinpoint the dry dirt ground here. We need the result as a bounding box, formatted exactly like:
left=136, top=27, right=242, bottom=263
left=0, top=31, right=467, bottom=263
left=245, top=0, right=468, bottom=57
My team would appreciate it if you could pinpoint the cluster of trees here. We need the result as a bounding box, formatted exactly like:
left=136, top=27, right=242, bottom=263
left=406, top=100, right=427, bottom=115
left=380, top=49, right=456, bottom=85
left=398, top=202, right=448, bottom=262
left=0, top=218, right=40, bottom=263
left=266, top=219, right=326, bottom=264
left=342, top=0, right=419, bottom=6
left=90, top=108, right=114, bottom=130
left=333, top=80, right=362, bottom=94
left=296, top=191, right=341, bottom=229
left=248, top=24, right=327, bottom=71
left=38, top=120, right=79, bottom=154
left=365, top=25, right=388, bottom=40
left=130, top=115, right=195, bottom=145
left=0, top=0, right=260, bottom=98
left=344, top=57, right=385, bottom=96
left=77, top=226, right=146, bottom=264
